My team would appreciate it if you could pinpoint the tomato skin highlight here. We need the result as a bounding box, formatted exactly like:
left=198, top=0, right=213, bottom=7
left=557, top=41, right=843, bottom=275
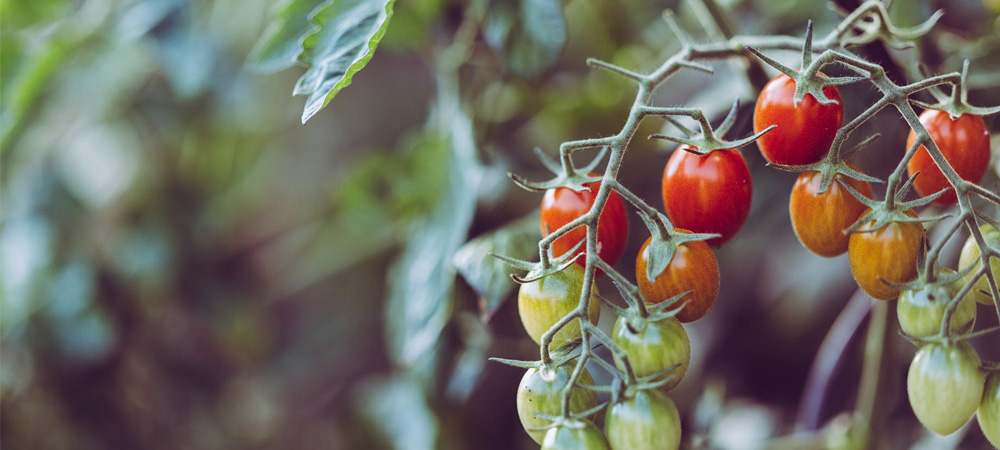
left=905, top=110, right=990, bottom=205
left=541, top=419, right=610, bottom=450
left=605, top=390, right=681, bottom=450
left=517, top=264, right=601, bottom=350
left=661, top=146, right=752, bottom=247
left=635, top=235, right=719, bottom=323
left=516, top=364, right=598, bottom=444
left=896, top=269, right=977, bottom=338
left=789, top=168, right=873, bottom=257
left=541, top=178, right=629, bottom=270
left=907, top=341, right=984, bottom=435
left=958, top=224, right=1000, bottom=306
left=847, top=212, right=924, bottom=300
left=611, top=316, right=690, bottom=391
left=978, top=372, right=1000, bottom=449
left=753, top=73, right=843, bottom=166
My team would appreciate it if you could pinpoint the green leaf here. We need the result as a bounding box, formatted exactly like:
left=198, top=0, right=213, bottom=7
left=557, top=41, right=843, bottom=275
left=482, top=0, right=567, bottom=79
left=452, top=212, right=539, bottom=321
left=249, top=0, right=395, bottom=123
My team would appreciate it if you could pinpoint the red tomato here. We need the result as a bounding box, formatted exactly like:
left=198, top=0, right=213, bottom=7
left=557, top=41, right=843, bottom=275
left=753, top=73, right=843, bottom=166
left=635, top=234, right=719, bottom=322
left=541, top=177, right=629, bottom=269
left=905, top=110, right=990, bottom=205
left=789, top=167, right=873, bottom=257
left=661, top=146, right=752, bottom=247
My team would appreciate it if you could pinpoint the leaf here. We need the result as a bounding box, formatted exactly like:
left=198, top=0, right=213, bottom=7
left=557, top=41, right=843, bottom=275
left=248, top=0, right=395, bottom=123
left=452, top=212, right=539, bottom=321
left=482, top=0, right=567, bottom=79
left=354, top=374, right=439, bottom=450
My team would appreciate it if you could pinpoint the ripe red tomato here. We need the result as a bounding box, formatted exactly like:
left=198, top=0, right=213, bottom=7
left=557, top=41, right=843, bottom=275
left=661, top=147, right=752, bottom=247
left=605, top=389, right=681, bottom=450
left=635, top=234, right=719, bottom=322
left=611, top=316, right=690, bottom=390
left=789, top=167, right=873, bottom=257
left=517, top=363, right=598, bottom=444
left=847, top=211, right=924, bottom=300
left=905, top=110, right=990, bottom=205
left=518, top=264, right=601, bottom=350
left=541, top=177, right=629, bottom=269
left=753, top=73, right=843, bottom=166
left=907, top=341, right=984, bottom=435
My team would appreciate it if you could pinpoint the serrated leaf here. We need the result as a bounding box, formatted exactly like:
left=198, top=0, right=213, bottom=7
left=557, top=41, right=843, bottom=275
left=453, top=212, right=540, bottom=321
left=482, top=0, right=567, bottom=79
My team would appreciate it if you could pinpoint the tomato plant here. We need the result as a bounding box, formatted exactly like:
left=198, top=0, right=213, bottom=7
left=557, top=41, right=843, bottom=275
left=518, top=264, right=601, bottom=349
left=896, top=269, right=977, bottom=338
left=753, top=73, right=844, bottom=166
left=541, top=178, right=629, bottom=270
left=907, top=341, right=985, bottom=435
left=847, top=212, right=924, bottom=300
left=634, top=235, right=719, bottom=322
left=661, top=146, right=752, bottom=247
left=959, top=224, right=1000, bottom=305
left=541, top=419, right=610, bottom=450
left=905, top=110, right=991, bottom=205
left=517, top=363, right=598, bottom=444
left=610, top=316, right=690, bottom=391
left=605, top=389, right=681, bottom=450
left=979, top=372, right=1000, bottom=448
left=789, top=168, right=873, bottom=257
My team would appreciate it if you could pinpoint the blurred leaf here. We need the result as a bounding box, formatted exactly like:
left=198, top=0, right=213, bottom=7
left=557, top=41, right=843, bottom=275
left=482, top=0, right=567, bottom=79
left=0, top=0, right=71, bottom=29
left=452, top=212, right=539, bottom=321
left=444, top=312, right=492, bottom=401
left=355, top=374, right=439, bottom=450
left=249, top=0, right=396, bottom=123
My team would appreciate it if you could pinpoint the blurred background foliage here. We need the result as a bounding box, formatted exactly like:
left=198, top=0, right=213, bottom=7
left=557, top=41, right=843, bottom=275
left=2, top=0, right=1000, bottom=449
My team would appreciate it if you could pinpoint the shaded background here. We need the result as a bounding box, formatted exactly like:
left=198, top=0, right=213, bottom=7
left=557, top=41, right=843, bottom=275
left=3, top=0, right=1000, bottom=449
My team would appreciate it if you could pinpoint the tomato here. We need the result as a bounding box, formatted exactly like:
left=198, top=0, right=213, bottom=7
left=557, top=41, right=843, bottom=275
left=611, top=316, right=690, bottom=390
left=905, top=110, right=990, bottom=205
left=541, top=419, right=610, bottom=450
left=517, top=363, right=598, bottom=444
left=978, top=372, right=1000, bottom=448
left=907, top=341, right=984, bottom=435
left=959, top=224, right=1000, bottom=305
left=661, top=146, right=752, bottom=247
left=789, top=167, right=873, bottom=257
left=605, top=389, right=681, bottom=450
left=753, top=72, right=843, bottom=166
left=847, top=212, right=924, bottom=300
left=634, top=235, right=719, bottom=323
left=518, top=264, right=601, bottom=350
left=541, top=177, right=629, bottom=270
left=896, top=269, right=977, bottom=338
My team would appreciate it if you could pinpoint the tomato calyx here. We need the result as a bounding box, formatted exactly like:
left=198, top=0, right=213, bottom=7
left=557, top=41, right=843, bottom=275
left=843, top=176, right=942, bottom=237
left=646, top=98, right=775, bottom=155
left=910, top=61, right=1000, bottom=119
left=531, top=403, right=610, bottom=432
left=768, top=134, right=882, bottom=193
left=492, top=239, right=585, bottom=284
left=637, top=211, right=718, bottom=288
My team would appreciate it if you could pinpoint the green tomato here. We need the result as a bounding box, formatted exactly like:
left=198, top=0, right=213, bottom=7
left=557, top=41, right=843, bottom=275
left=605, top=389, right=681, bottom=450
left=979, top=372, right=1000, bottom=448
left=518, top=264, right=601, bottom=350
left=611, top=316, right=690, bottom=391
left=541, top=419, right=610, bottom=450
left=517, top=363, right=598, bottom=444
left=907, top=341, right=984, bottom=435
left=897, top=270, right=976, bottom=338
left=959, top=224, right=1000, bottom=305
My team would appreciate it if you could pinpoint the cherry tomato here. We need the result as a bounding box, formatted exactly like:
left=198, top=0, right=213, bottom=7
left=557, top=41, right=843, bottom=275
left=541, top=177, right=629, bottom=270
left=905, top=110, right=990, bottom=205
left=518, top=264, right=601, bottom=350
left=541, top=419, right=610, bottom=450
left=847, top=212, right=924, bottom=300
left=635, top=235, right=719, bottom=322
left=789, top=167, right=873, bottom=257
left=611, top=316, right=690, bottom=391
left=907, top=341, right=984, bottom=435
left=978, top=372, right=1000, bottom=448
left=959, top=224, right=1000, bottom=305
left=897, top=269, right=977, bottom=338
left=605, top=389, right=681, bottom=450
left=753, top=72, right=843, bottom=166
left=661, top=146, right=752, bottom=247
left=517, top=363, right=598, bottom=444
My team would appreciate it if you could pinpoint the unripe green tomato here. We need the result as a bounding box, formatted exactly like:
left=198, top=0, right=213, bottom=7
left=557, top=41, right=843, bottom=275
left=959, top=224, right=1000, bottom=305
left=518, top=264, right=601, bottom=350
left=516, top=363, right=598, bottom=444
left=897, top=270, right=976, bottom=338
left=978, top=372, right=1000, bottom=448
left=610, top=316, right=690, bottom=391
left=605, top=389, right=681, bottom=450
left=907, top=341, right=984, bottom=435
left=541, top=419, right=610, bottom=450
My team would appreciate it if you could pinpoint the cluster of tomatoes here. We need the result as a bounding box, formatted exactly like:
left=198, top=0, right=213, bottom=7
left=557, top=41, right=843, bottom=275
left=509, top=68, right=999, bottom=449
